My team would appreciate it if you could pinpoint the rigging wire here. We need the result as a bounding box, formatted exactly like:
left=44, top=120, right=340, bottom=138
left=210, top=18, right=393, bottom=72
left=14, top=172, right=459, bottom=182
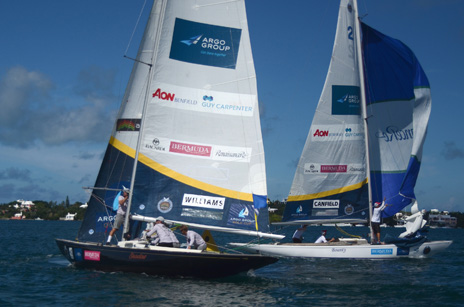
left=125, top=0, right=148, bottom=56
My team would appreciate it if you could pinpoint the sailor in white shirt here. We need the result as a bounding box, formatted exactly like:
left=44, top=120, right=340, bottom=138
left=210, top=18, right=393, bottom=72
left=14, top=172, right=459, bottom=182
left=180, top=225, right=207, bottom=251
left=315, top=230, right=337, bottom=243
left=146, top=216, right=179, bottom=247
left=371, top=197, right=389, bottom=244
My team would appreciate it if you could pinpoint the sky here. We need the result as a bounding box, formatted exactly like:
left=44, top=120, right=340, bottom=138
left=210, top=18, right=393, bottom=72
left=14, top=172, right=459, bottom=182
left=1, top=0, right=463, bottom=212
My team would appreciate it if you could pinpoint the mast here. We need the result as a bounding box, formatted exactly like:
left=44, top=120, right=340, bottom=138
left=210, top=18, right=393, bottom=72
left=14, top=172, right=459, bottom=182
left=122, top=0, right=167, bottom=238
left=352, top=0, right=374, bottom=239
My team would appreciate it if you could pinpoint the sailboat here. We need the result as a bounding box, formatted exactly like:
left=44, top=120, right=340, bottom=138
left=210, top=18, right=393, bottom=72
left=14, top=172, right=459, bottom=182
left=56, top=0, right=283, bottom=278
left=230, top=0, right=452, bottom=259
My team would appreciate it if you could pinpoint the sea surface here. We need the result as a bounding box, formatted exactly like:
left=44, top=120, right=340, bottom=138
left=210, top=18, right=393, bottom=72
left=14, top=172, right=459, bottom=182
left=1, top=220, right=463, bottom=306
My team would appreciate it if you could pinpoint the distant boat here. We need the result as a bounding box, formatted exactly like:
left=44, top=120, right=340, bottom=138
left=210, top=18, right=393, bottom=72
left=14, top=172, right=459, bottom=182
left=56, top=0, right=280, bottom=278
left=10, top=212, right=24, bottom=220
left=60, top=213, right=77, bottom=221
left=231, top=0, right=452, bottom=259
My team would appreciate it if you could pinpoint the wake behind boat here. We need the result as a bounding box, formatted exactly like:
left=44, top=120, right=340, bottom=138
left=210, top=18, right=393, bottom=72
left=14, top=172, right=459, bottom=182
left=230, top=0, right=452, bottom=259
left=56, top=0, right=281, bottom=278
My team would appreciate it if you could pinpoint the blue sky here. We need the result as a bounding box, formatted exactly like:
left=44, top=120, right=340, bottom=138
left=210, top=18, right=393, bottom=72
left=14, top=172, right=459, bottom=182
left=1, top=0, right=463, bottom=212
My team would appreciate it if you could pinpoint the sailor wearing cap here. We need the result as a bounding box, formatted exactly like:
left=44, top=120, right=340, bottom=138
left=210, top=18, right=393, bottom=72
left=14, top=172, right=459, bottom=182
left=371, top=197, right=389, bottom=244
left=146, top=216, right=180, bottom=248
left=106, top=186, right=130, bottom=245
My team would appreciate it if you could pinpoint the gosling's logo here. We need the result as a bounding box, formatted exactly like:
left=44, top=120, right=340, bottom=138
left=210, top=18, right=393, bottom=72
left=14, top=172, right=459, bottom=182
left=169, top=18, right=242, bottom=69
left=157, top=197, right=173, bottom=214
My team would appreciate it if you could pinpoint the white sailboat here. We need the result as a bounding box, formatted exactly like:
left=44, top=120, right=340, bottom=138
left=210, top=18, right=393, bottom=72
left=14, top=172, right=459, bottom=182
left=230, top=0, right=452, bottom=259
left=56, top=0, right=282, bottom=278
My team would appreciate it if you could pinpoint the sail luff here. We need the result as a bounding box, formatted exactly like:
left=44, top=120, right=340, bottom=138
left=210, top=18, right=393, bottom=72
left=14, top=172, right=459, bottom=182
left=123, top=0, right=167, bottom=237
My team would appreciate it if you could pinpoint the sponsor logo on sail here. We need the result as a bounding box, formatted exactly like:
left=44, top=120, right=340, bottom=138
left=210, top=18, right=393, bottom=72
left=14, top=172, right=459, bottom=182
left=203, top=95, right=213, bottom=102
left=157, top=197, right=173, bottom=214
left=227, top=203, right=255, bottom=228
left=153, top=88, right=175, bottom=101
left=348, top=165, right=365, bottom=173
left=182, top=194, right=225, bottom=210
left=95, top=214, right=116, bottom=233
left=117, top=119, right=141, bottom=131
left=344, top=127, right=363, bottom=138
left=84, top=250, right=101, bottom=261
left=152, top=88, right=198, bottom=105
left=313, top=200, right=340, bottom=208
left=321, top=165, right=347, bottom=173
left=305, top=163, right=364, bottom=174
left=304, top=164, right=319, bottom=174
left=239, top=207, right=249, bottom=218
left=145, top=138, right=167, bottom=152
left=311, top=125, right=363, bottom=141
left=169, top=18, right=242, bottom=69
left=332, top=85, right=360, bottom=115
left=313, top=129, right=329, bottom=137
left=344, top=204, right=354, bottom=215
left=181, top=34, right=202, bottom=46
left=170, top=142, right=212, bottom=157
left=376, top=126, right=413, bottom=143
left=97, top=215, right=115, bottom=223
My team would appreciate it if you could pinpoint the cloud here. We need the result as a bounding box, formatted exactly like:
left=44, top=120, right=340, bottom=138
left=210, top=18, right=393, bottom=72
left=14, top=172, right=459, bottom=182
left=0, top=66, right=118, bottom=148
left=0, top=181, right=58, bottom=203
left=441, top=141, right=464, bottom=160
left=0, top=167, right=33, bottom=182
left=74, top=151, right=96, bottom=160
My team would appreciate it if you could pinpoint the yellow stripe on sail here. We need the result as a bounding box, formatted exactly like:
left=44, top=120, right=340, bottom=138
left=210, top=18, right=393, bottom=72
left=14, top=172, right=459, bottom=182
left=287, top=178, right=368, bottom=202
left=110, top=137, right=254, bottom=202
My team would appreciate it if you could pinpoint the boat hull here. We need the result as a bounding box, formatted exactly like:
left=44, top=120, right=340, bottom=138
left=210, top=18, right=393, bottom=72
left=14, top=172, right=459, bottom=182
left=56, top=238, right=278, bottom=278
left=229, top=240, right=453, bottom=259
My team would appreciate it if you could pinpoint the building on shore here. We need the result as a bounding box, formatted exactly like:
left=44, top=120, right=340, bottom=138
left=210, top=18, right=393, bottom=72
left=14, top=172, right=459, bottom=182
left=428, top=210, right=457, bottom=228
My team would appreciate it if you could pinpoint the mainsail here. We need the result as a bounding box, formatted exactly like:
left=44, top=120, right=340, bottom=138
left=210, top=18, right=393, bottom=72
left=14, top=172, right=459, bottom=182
left=78, top=0, right=271, bottom=243
left=283, top=0, right=369, bottom=224
left=282, top=0, right=431, bottom=224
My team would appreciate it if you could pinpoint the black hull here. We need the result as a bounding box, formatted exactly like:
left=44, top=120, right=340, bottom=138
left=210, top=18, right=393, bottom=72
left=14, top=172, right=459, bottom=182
left=56, top=238, right=277, bottom=279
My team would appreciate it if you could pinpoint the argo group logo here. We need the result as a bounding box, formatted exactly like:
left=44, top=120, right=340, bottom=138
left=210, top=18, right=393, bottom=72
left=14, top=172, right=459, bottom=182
left=332, top=85, right=360, bottom=115
left=169, top=18, right=242, bottom=69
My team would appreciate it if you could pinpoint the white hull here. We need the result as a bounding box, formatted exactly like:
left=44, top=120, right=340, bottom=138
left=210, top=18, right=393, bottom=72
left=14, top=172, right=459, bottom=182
left=229, top=240, right=452, bottom=259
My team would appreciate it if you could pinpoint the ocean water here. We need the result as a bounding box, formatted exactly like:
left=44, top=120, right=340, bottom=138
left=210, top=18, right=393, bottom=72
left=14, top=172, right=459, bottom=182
left=1, top=220, right=463, bottom=306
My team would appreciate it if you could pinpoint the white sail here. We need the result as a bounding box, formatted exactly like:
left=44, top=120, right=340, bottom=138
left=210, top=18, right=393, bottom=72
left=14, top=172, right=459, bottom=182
left=283, top=0, right=368, bottom=224
left=78, top=0, right=272, bottom=242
